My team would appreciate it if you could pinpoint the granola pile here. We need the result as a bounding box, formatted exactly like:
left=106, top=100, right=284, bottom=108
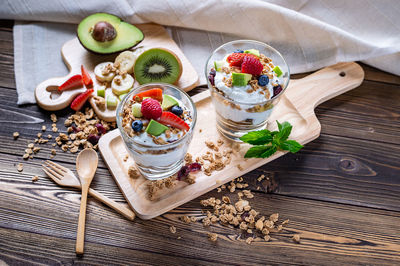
left=13, top=107, right=115, bottom=175
left=199, top=177, right=289, bottom=244
left=166, top=174, right=300, bottom=245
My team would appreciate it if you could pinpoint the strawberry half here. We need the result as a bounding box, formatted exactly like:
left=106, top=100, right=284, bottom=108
left=226, top=53, right=245, bottom=67
left=81, top=65, right=93, bottom=87
left=70, top=88, right=94, bottom=111
left=58, top=74, right=83, bottom=92
left=158, top=111, right=190, bottom=131
left=241, top=55, right=263, bottom=76
left=134, top=88, right=163, bottom=102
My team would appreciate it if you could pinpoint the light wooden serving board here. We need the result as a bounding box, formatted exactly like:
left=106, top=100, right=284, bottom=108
left=99, top=62, right=364, bottom=220
left=35, top=23, right=199, bottom=122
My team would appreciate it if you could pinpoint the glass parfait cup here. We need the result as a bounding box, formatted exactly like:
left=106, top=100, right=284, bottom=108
left=205, top=40, right=290, bottom=141
left=116, top=83, right=197, bottom=180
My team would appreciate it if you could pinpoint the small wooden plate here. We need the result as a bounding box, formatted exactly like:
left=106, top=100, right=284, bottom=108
left=99, top=62, right=364, bottom=219
left=35, top=23, right=199, bottom=122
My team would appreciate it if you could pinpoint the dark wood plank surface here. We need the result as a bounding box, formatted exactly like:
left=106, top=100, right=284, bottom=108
left=1, top=20, right=399, bottom=265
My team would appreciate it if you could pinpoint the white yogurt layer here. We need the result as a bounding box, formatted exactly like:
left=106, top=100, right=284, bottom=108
left=128, top=143, right=188, bottom=168
left=213, top=100, right=273, bottom=125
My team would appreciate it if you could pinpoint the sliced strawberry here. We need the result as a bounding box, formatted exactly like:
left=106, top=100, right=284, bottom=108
left=58, top=74, right=83, bottom=92
left=158, top=111, right=190, bottom=131
left=227, top=53, right=245, bottom=67
left=81, top=65, right=93, bottom=87
left=133, top=88, right=163, bottom=102
left=70, top=89, right=94, bottom=111
left=226, top=53, right=258, bottom=67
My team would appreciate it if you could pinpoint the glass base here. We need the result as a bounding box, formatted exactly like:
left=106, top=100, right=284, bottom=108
left=216, top=115, right=269, bottom=142
left=136, top=159, right=183, bottom=180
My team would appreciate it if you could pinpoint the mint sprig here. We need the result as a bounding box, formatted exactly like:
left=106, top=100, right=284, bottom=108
left=240, top=121, right=303, bottom=158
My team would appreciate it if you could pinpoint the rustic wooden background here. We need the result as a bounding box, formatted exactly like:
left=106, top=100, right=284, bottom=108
left=1, top=20, right=399, bottom=265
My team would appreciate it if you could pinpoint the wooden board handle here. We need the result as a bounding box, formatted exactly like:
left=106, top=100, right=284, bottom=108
left=88, top=188, right=135, bottom=221
left=35, top=75, right=86, bottom=111
left=285, top=62, right=364, bottom=115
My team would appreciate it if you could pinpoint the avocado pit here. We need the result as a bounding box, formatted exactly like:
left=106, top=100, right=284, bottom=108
left=92, top=21, right=117, bottom=42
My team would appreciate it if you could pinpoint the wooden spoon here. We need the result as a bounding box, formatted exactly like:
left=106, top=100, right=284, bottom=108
left=75, top=148, right=98, bottom=255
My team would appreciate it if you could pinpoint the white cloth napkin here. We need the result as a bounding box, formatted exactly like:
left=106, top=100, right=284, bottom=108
left=2, top=0, right=400, bottom=105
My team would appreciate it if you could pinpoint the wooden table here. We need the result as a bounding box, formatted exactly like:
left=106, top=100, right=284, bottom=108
left=1, top=20, right=399, bottom=265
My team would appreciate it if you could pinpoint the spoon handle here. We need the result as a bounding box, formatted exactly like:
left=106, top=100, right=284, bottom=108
left=76, top=184, right=89, bottom=255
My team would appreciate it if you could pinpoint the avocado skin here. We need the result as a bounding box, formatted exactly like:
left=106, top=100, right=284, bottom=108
left=77, top=13, right=144, bottom=55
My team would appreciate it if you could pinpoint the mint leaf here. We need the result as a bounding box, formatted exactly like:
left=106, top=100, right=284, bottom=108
left=240, top=129, right=273, bottom=145
left=244, top=144, right=277, bottom=158
left=260, top=145, right=277, bottom=158
left=244, top=145, right=273, bottom=158
left=277, top=120, right=283, bottom=131
left=242, top=121, right=303, bottom=159
left=277, top=121, right=292, bottom=140
left=281, top=140, right=303, bottom=153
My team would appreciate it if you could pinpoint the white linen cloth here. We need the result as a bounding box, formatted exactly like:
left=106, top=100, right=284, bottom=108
left=1, top=0, right=399, bottom=104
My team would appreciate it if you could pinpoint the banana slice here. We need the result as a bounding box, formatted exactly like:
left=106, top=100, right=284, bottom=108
left=94, top=62, right=116, bottom=82
left=132, top=47, right=145, bottom=57
left=114, top=51, right=136, bottom=74
left=111, top=74, right=134, bottom=95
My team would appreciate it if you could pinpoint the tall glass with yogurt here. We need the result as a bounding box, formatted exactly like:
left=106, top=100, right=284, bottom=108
left=205, top=40, right=290, bottom=141
left=116, top=83, right=197, bottom=180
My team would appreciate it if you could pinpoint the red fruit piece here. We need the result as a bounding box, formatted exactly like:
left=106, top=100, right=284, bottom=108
left=134, top=88, right=163, bottom=102
left=71, top=125, right=81, bottom=133
left=81, top=65, right=93, bottom=87
left=188, top=162, right=201, bottom=172
left=70, top=88, right=94, bottom=111
left=141, top=98, right=163, bottom=120
left=95, top=123, right=107, bottom=135
left=226, top=53, right=245, bottom=67
left=241, top=55, right=263, bottom=75
left=87, top=134, right=100, bottom=145
left=58, top=74, right=83, bottom=92
left=177, top=165, right=190, bottom=181
left=158, top=111, right=190, bottom=131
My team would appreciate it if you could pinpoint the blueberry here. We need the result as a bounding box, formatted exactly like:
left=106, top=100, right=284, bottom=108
left=171, top=105, right=183, bottom=116
left=234, top=49, right=244, bottom=53
left=131, top=120, right=143, bottom=132
left=210, top=69, right=216, bottom=76
left=258, top=75, right=269, bottom=86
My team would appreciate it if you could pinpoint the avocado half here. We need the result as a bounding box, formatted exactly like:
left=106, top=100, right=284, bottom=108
left=77, top=13, right=144, bottom=54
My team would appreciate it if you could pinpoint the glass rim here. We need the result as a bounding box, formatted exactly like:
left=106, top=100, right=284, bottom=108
left=116, top=82, right=197, bottom=149
left=204, top=39, right=290, bottom=105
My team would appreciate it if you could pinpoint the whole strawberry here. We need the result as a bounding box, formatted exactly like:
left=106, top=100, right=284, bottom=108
left=141, top=98, right=162, bottom=120
left=241, top=55, right=263, bottom=75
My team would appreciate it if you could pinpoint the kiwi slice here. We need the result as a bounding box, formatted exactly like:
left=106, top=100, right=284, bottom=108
left=134, top=48, right=182, bottom=84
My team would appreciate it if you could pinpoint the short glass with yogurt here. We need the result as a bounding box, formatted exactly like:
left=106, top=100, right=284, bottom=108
left=205, top=40, right=290, bottom=141
left=116, top=83, right=197, bottom=180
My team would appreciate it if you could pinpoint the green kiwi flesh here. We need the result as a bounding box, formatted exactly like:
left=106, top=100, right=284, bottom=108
left=134, top=48, right=182, bottom=84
